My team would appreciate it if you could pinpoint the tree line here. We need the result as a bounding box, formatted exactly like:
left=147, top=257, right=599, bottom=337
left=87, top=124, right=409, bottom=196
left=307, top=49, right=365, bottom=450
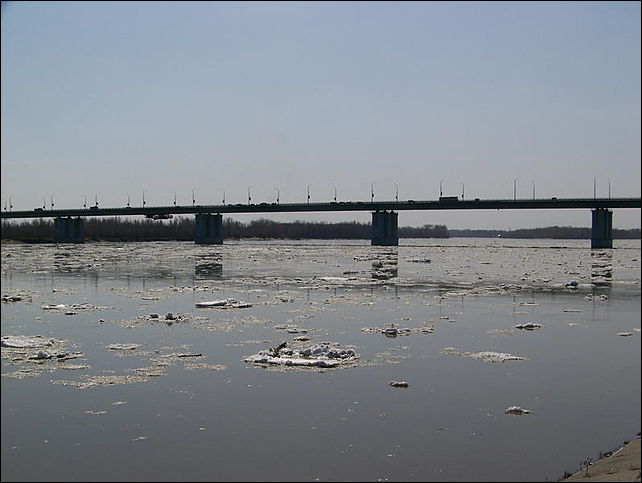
left=1, top=217, right=449, bottom=242
left=450, top=226, right=640, bottom=239
left=2, top=219, right=639, bottom=242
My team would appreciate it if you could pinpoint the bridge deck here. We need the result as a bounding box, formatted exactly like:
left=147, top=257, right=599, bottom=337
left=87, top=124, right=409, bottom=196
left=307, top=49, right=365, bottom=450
left=1, top=197, right=640, bottom=219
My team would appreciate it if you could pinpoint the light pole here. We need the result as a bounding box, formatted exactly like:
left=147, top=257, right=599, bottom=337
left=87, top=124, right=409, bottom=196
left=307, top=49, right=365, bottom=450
left=126, top=194, right=130, bottom=208
left=608, top=178, right=611, bottom=199
left=222, top=189, right=226, bottom=205
left=333, top=185, right=337, bottom=203
left=192, top=189, right=195, bottom=207
left=307, top=185, right=310, bottom=205
left=83, top=195, right=87, bottom=209
left=513, top=178, right=518, bottom=201
left=439, top=179, right=444, bottom=197
left=94, top=193, right=99, bottom=208
left=371, top=182, right=374, bottom=203
left=9, top=196, right=12, bottom=211
left=531, top=179, right=535, bottom=200
left=50, top=195, right=54, bottom=210
left=173, top=191, right=177, bottom=207
left=593, top=177, right=597, bottom=199
left=143, top=191, right=146, bottom=208
left=275, top=187, right=280, bottom=204
left=394, top=183, right=398, bottom=202
left=460, top=183, right=464, bottom=200
left=42, top=197, right=46, bottom=210
left=248, top=185, right=252, bottom=205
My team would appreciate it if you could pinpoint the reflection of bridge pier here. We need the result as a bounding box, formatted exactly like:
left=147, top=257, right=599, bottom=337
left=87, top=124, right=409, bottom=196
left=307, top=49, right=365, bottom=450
left=591, top=208, right=612, bottom=249
left=371, top=211, right=398, bottom=246
left=53, top=217, right=84, bottom=243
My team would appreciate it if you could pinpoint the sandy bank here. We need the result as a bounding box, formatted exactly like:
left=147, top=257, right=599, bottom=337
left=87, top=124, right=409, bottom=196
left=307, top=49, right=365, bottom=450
left=561, top=436, right=641, bottom=482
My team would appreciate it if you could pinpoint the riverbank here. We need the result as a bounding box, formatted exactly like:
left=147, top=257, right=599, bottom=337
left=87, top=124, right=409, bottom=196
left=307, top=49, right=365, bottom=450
left=561, top=435, right=641, bottom=481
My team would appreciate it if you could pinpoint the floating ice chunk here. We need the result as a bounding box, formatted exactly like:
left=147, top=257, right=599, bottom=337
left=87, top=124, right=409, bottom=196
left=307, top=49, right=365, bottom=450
left=1, top=335, right=54, bottom=348
left=389, top=381, right=409, bottom=388
left=42, top=304, right=68, bottom=310
left=471, top=351, right=526, bottom=362
left=243, top=355, right=340, bottom=367
left=515, top=323, right=542, bottom=330
left=617, top=332, right=633, bottom=337
left=196, top=298, right=252, bottom=308
left=441, top=347, right=527, bottom=362
left=244, top=342, right=359, bottom=369
left=106, top=343, right=142, bottom=351
left=505, top=406, right=531, bottom=415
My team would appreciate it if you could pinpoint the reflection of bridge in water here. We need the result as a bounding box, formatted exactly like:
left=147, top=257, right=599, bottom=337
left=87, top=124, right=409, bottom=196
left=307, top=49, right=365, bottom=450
left=2, top=197, right=639, bottom=248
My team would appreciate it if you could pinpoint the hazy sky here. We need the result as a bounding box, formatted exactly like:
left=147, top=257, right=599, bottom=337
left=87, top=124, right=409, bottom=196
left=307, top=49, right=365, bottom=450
left=1, top=1, right=640, bottom=229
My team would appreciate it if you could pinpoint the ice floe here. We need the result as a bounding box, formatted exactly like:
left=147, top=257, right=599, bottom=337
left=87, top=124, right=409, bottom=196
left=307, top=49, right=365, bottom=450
left=195, top=298, right=252, bottom=308
left=505, top=406, right=531, bottom=415
left=244, top=341, right=359, bottom=369
left=441, top=347, right=527, bottom=362
left=515, top=323, right=542, bottom=330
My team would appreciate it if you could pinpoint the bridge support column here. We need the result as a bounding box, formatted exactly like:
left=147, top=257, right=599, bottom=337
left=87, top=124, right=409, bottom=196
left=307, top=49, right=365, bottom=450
left=591, top=208, right=613, bottom=249
left=53, top=217, right=84, bottom=243
left=194, top=213, right=223, bottom=244
left=371, top=211, right=398, bottom=246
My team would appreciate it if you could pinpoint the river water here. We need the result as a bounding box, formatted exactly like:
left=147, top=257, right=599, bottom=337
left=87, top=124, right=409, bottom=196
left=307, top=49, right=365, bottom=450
left=1, top=238, right=640, bottom=482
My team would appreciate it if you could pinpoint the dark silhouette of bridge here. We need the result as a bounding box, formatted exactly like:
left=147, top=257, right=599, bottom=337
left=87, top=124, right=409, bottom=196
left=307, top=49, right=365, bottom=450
left=1, top=196, right=640, bottom=248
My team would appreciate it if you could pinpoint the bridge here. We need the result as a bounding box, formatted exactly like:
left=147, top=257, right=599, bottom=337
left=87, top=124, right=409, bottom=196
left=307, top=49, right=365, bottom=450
left=1, top=197, right=640, bottom=248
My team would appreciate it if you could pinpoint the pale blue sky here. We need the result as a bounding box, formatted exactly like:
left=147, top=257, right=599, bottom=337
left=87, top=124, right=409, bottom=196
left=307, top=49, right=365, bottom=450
left=1, top=1, right=640, bottom=228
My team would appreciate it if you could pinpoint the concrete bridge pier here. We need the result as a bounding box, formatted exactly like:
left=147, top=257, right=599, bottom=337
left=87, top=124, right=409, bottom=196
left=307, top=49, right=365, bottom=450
left=591, top=208, right=613, bottom=249
left=371, top=211, right=398, bottom=246
left=53, top=217, right=84, bottom=243
left=194, top=213, right=223, bottom=244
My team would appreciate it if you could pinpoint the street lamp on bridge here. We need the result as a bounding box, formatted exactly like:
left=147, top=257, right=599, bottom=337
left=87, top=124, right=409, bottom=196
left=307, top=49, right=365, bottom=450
left=333, top=185, right=337, bottom=203
left=513, top=178, right=518, bottom=201
left=307, top=185, right=310, bottom=205
left=531, top=179, right=536, bottom=200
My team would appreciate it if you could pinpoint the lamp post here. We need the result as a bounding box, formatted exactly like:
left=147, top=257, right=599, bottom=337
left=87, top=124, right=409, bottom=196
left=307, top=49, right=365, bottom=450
left=248, top=185, right=252, bottom=205
left=394, top=184, right=398, bottom=202
left=307, top=185, right=310, bottom=205
left=371, top=182, right=374, bottom=203
left=173, top=191, right=177, bottom=207
left=608, top=178, right=611, bottom=199
left=126, top=194, right=130, bottom=208
left=333, top=185, right=337, bottom=203
left=83, top=195, right=87, bottom=209
left=593, top=177, right=597, bottom=199
left=460, top=183, right=464, bottom=200
left=222, top=189, right=226, bottom=205
left=143, top=191, right=146, bottom=208
left=513, top=178, right=518, bottom=201
left=94, top=193, right=99, bottom=208
left=275, top=188, right=280, bottom=204
left=531, top=179, right=535, bottom=200
left=192, top=189, right=195, bottom=207
left=439, top=179, right=444, bottom=197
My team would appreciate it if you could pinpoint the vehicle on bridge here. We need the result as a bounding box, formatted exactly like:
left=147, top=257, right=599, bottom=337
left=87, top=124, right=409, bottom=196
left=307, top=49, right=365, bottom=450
left=145, top=214, right=173, bottom=220
left=439, top=196, right=459, bottom=202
